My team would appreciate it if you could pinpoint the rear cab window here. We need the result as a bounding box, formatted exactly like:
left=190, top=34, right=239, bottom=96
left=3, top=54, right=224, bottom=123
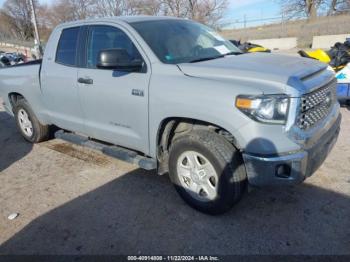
left=56, top=27, right=80, bottom=66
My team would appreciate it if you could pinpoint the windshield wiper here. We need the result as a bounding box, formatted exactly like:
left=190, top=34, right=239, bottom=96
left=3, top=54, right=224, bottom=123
left=189, top=52, right=243, bottom=63
left=189, top=55, right=224, bottom=63
left=224, top=51, right=243, bottom=56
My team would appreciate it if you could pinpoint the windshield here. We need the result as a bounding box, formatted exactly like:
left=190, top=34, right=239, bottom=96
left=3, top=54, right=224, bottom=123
left=130, top=19, right=242, bottom=64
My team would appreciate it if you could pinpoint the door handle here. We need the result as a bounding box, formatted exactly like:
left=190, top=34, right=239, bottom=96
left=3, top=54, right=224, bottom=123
left=78, top=77, right=93, bottom=85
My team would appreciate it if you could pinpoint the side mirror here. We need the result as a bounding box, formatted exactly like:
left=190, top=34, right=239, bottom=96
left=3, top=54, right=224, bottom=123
left=97, top=48, right=143, bottom=72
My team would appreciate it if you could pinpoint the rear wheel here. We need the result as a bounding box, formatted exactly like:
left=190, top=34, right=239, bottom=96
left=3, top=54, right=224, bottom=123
left=14, top=99, right=50, bottom=143
left=168, top=129, right=247, bottom=215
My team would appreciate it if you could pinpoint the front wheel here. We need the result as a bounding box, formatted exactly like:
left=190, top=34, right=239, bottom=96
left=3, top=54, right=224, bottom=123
left=168, top=130, right=247, bottom=215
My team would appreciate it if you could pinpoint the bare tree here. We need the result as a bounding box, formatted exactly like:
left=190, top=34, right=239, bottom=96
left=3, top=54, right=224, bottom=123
left=278, top=0, right=325, bottom=19
left=0, top=11, right=17, bottom=39
left=91, top=0, right=159, bottom=17
left=190, top=0, right=228, bottom=27
left=93, top=0, right=125, bottom=16
left=327, top=0, right=350, bottom=14
left=0, top=0, right=36, bottom=40
left=161, top=0, right=188, bottom=17
left=0, top=0, right=229, bottom=43
left=46, top=0, right=94, bottom=25
left=160, top=0, right=227, bottom=26
left=279, top=0, right=350, bottom=18
left=91, top=0, right=227, bottom=26
left=338, top=0, right=350, bottom=11
left=329, top=0, right=338, bottom=13
left=119, top=0, right=161, bottom=15
left=67, top=0, right=94, bottom=20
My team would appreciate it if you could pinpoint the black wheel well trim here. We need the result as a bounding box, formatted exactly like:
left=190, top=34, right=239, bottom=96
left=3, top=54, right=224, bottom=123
left=156, top=117, right=240, bottom=174
left=8, top=92, right=25, bottom=110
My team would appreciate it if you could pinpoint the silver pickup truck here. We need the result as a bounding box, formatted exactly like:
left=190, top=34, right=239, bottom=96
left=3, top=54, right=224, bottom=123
left=0, top=16, right=341, bottom=214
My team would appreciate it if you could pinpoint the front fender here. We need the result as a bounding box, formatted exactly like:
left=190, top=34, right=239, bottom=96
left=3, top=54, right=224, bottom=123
left=148, top=64, right=258, bottom=158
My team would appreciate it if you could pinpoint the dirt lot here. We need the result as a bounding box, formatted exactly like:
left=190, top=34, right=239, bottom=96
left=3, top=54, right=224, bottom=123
left=0, top=96, right=349, bottom=255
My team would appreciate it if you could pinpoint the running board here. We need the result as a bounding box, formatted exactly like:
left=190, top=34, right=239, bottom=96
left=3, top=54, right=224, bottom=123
left=55, top=130, right=157, bottom=170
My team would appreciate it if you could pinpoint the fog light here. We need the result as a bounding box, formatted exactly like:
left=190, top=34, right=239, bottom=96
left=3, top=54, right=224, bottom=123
left=275, top=164, right=291, bottom=178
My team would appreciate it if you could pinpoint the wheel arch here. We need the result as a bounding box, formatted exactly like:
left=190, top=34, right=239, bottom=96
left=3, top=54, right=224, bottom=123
left=155, top=117, right=241, bottom=175
left=7, top=91, right=51, bottom=126
left=8, top=92, right=25, bottom=110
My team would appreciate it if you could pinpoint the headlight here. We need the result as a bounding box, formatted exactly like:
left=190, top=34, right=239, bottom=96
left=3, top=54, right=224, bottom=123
left=235, top=94, right=290, bottom=124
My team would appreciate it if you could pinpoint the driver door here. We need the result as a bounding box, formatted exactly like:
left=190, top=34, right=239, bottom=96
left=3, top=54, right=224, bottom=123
left=77, top=25, right=151, bottom=154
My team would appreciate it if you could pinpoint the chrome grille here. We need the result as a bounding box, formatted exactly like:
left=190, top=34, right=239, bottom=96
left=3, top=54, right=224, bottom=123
left=297, top=79, right=337, bottom=130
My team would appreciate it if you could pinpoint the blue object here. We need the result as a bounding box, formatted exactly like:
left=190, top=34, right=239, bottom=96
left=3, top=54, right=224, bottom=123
left=336, top=73, right=347, bottom=80
left=337, top=83, right=350, bottom=100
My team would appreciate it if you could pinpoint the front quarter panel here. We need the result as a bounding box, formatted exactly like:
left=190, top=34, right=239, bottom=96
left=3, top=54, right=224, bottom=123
left=149, top=63, right=262, bottom=158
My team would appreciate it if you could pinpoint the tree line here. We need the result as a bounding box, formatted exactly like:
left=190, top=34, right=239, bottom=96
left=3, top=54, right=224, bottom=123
left=279, top=0, right=350, bottom=20
left=0, top=0, right=349, bottom=42
left=0, top=0, right=228, bottom=42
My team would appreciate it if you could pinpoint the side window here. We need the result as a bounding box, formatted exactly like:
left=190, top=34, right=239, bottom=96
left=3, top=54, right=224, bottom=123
left=86, top=25, right=142, bottom=69
left=56, top=27, right=80, bottom=66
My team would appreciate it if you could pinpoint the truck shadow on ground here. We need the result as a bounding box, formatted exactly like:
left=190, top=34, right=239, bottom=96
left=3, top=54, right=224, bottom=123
left=0, top=112, right=32, bottom=172
left=0, top=142, right=349, bottom=255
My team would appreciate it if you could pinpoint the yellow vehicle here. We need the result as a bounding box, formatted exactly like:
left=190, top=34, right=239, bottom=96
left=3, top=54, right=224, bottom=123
left=299, top=41, right=350, bottom=72
left=247, top=45, right=271, bottom=53
left=299, top=49, right=331, bottom=63
left=230, top=40, right=271, bottom=53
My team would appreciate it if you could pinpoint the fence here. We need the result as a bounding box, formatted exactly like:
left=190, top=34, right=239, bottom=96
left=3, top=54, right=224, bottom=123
left=220, top=14, right=350, bottom=47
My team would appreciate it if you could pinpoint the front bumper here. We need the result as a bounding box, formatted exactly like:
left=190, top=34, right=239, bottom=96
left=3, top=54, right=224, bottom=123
left=243, top=113, right=341, bottom=186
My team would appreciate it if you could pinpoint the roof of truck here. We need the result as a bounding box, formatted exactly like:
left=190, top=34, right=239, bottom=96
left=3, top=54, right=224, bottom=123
left=58, top=16, right=184, bottom=28
left=120, top=16, right=182, bottom=23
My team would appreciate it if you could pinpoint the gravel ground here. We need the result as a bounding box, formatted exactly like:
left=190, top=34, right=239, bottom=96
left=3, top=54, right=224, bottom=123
left=0, top=96, right=349, bottom=255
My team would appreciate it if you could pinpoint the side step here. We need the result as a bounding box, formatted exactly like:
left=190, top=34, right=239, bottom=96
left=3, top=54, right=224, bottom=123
left=55, top=130, right=157, bottom=170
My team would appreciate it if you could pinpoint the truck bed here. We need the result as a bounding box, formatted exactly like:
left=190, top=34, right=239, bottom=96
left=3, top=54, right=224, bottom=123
left=0, top=60, right=43, bottom=116
left=9, top=59, right=42, bottom=68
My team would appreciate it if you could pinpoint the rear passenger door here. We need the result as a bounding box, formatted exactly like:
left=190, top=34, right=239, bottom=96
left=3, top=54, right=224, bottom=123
left=41, top=26, right=86, bottom=133
left=77, top=24, right=151, bottom=154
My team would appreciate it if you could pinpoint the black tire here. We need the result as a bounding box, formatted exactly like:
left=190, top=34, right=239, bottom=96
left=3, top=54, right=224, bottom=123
left=13, top=99, right=50, bottom=143
left=168, top=129, right=247, bottom=215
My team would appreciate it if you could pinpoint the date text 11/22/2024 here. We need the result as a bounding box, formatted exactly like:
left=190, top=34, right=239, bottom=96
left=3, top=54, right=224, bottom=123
left=127, top=256, right=219, bottom=261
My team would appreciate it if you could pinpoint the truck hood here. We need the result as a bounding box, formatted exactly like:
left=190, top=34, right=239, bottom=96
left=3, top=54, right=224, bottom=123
left=178, top=53, right=328, bottom=93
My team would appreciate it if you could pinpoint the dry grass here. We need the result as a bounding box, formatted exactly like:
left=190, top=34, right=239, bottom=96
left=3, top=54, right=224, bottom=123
left=220, top=14, right=350, bottom=47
